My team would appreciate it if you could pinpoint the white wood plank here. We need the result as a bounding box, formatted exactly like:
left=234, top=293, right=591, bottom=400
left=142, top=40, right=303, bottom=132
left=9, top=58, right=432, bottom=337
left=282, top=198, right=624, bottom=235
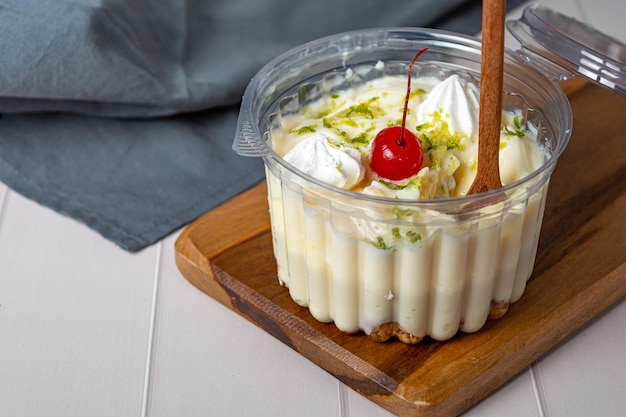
left=0, top=183, right=7, bottom=235
left=342, top=383, right=394, bottom=417
left=462, top=369, right=540, bottom=417
left=532, top=298, right=626, bottom=417
left=145, top=232, right=341, bottom=417
left=0, top=183, right=6, bottom=210
left=0, top=190, right=157, bottom=417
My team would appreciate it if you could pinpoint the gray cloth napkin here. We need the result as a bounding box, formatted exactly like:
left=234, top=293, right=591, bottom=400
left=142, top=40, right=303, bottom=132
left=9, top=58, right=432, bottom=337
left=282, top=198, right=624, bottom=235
left=0, top=0, right=523, bottom=251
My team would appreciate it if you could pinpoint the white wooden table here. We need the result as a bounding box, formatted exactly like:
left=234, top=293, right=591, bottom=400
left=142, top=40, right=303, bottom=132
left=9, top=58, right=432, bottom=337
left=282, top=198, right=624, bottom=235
left=1, top=1, right=624, bottom=416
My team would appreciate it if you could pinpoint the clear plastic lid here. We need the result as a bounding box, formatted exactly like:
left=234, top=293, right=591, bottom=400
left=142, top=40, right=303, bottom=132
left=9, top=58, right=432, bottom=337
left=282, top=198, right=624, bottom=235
left=507, top=4, right=626, bottom=97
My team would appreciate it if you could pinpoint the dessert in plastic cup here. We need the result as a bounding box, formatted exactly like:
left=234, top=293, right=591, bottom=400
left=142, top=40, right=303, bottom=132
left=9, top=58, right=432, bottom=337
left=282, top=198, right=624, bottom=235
left=234, top=28, right=572, bottom=344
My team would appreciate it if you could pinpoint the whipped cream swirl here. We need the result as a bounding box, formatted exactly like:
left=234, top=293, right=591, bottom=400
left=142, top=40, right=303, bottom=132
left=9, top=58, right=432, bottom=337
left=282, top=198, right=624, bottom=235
left=283, top=133, right=364, bottom=189
left=416, top=74, right=480, bottom=139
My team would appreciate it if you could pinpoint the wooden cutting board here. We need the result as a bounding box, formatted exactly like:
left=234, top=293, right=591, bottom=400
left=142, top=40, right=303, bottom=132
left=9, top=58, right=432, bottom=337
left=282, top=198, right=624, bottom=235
left=175, top=80, right=626, bottom=417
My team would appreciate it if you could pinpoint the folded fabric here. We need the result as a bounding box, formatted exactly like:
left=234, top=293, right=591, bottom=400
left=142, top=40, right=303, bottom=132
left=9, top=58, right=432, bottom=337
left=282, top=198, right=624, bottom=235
left=0, top=109, right=260, bottom=251
left=0, top=0, right=524, bottom=251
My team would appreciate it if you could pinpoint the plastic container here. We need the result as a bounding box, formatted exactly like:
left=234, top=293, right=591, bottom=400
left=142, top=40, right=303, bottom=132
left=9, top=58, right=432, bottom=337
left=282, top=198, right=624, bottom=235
left=233, top=5, right=625, bottom=343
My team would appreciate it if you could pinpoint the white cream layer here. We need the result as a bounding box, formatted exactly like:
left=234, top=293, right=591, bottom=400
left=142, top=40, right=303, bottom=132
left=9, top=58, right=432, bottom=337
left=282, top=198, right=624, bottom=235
left=267, top=72, right=549, bottom=341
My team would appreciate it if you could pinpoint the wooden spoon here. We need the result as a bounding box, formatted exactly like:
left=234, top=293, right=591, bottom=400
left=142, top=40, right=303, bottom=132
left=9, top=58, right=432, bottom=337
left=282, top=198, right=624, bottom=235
left=468, top=0, right=506, bottom=195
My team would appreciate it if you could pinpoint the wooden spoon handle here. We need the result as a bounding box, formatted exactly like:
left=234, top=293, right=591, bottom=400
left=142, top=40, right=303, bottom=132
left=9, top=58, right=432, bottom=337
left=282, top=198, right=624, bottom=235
left=469, top=0, right=505, bottom=194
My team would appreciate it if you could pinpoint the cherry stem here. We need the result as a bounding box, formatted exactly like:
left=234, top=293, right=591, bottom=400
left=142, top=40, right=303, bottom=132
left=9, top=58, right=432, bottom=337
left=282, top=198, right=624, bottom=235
left=397, top=47, right=429, bottom=147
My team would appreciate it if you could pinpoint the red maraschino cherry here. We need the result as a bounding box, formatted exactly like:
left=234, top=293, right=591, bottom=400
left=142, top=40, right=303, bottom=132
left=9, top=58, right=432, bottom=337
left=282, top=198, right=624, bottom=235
left=370, top=47, right=428, bottom=181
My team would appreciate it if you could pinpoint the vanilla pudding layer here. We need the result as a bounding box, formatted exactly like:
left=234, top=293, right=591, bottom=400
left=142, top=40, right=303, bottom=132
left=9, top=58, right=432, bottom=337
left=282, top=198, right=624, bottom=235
left=266, top=164, right=548, bottom=341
